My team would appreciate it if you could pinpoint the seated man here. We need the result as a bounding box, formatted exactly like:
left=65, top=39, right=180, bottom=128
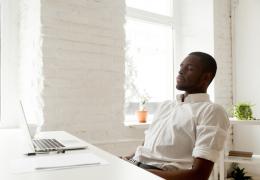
left=123, top=52, right=230, bottom=180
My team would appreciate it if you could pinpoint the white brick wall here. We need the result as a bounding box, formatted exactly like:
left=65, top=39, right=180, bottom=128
left=40, top=0, right=144, bottom=155
left=213, top=0, right=233, bottom=110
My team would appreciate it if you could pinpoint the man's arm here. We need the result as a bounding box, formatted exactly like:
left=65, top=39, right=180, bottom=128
left=148, top=158, right=214, bottom=180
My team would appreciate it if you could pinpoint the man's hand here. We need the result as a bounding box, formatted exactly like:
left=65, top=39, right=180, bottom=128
left=119, top=153, right=135, bottom=161
left=120, top=155, right=132, bottom=161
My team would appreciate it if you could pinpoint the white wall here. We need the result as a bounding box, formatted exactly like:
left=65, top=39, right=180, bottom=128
left=233, top=0, right=260, bottom=177
left=234, top=0, right=260, bottom=118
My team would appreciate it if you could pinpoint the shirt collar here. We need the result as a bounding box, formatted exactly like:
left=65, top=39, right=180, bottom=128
left=176, top=93, right=210, bottom=103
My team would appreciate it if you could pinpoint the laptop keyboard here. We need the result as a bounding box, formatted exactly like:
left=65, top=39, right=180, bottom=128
left=33, top=139, right=65, bottom=152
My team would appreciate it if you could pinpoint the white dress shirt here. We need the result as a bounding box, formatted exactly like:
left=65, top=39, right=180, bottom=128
left=133, top=93, right=230, bottom=170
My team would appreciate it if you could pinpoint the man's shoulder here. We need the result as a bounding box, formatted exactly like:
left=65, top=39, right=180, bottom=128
left=196, top=102, right=228, bottom=119
left=197, top=102, right=230, bottom=127
left=206, top=102, right=227, bottom=113
left=197, top=101, right=226, bottom=112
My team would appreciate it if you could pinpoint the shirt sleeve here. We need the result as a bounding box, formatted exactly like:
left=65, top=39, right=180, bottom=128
left=192, top=104, right=230, bottom=163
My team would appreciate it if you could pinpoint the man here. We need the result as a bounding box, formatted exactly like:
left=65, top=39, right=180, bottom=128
left=123, top=52, right=230, bottom=180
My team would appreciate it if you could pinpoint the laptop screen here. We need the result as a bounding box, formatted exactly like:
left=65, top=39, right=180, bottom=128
left=20, top=101, right=36, bottom=151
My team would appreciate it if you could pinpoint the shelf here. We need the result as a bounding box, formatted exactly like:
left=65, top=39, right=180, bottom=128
left=224, top=155, right=260, bottom=164
left=229, top=118, right=260, bottom=125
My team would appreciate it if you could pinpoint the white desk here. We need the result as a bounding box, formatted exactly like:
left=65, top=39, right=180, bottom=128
left=0, top=129, right=164, bottom=180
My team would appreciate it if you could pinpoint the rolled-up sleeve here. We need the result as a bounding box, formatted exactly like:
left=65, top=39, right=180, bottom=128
left=192, top=104, right=230, bottom=163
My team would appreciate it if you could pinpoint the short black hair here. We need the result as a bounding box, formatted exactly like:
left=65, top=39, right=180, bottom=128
left=189, top=51, right=217, bottom=83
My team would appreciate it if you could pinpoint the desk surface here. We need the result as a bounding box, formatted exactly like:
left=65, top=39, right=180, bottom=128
left=0, top=129, right=164, bottom=180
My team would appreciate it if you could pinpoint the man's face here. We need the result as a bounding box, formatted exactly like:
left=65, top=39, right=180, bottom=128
left=176, top=55, right=205, bottom=92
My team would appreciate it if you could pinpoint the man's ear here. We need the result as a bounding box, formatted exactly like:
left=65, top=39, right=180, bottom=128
left=201, top=73, right=212, bottom=85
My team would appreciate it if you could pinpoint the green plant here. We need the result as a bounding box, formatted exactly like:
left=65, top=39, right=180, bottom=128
left=233, top=103, right=254, bottom=120
left=230, top=163, right=252, bottom=180
left=139, top=91, right=150, bottom=111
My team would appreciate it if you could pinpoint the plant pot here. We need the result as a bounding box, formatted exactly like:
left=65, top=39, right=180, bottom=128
left=136, top=110, right=148, bottom=123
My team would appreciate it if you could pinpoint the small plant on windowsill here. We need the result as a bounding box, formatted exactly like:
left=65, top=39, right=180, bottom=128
left=136, top=92, right=150, bottom=123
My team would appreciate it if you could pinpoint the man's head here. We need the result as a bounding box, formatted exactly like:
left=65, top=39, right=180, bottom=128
left=176, top=52, right=217, bottom=94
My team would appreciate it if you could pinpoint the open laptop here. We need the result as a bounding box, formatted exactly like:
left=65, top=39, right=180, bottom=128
left=20, top=101, right=87, bottom=153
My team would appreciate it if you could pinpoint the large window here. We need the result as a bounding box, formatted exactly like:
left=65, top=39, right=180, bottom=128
left=125, top=0, right=174, bottom=117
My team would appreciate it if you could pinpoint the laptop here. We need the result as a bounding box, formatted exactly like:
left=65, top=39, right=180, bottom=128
left=20, top=101, right=87, bottom=153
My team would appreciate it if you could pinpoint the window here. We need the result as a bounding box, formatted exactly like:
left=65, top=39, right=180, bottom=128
left=0, top=0, right=20, bottom=127
left=125, top=0, right=174, bottom=118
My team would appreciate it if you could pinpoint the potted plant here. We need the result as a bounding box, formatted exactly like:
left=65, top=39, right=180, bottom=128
left=136, top=93, right=150, bottom=123
left=233, top=103, right=254, bottom=120
left=228, top=163, right=252, bottom=180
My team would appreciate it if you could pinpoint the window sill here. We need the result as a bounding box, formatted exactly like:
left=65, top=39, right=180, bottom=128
left=124, top=114, right=153, bottom=129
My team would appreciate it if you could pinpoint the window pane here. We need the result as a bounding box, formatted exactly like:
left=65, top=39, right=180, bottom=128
left=125, top=18, right=173, bottom=102
left=126, top=0, right=172, bottom=16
